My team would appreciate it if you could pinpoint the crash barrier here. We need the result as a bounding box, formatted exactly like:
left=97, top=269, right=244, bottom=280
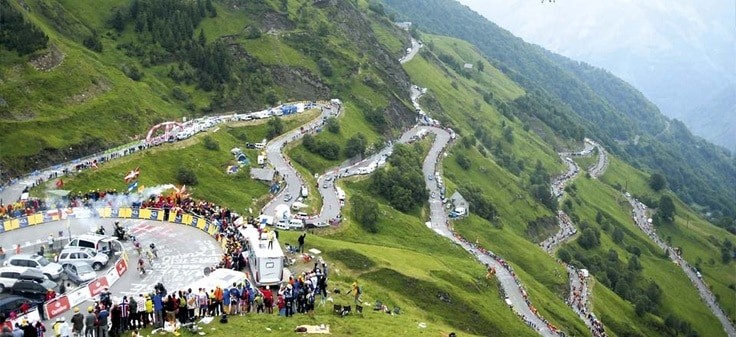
left=2, top=307, right=41, bottom=331
left=44, top=257, right=129, bottom=320
left=0, top=207, right=220, bottom=238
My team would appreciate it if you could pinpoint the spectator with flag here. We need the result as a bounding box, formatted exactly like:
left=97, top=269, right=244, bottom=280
left=124, top=167, right=140, bottom=183
left=124, top=167, right=141, bottom=193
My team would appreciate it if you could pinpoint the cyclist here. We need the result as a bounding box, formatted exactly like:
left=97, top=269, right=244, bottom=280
left=146, top=249, right=155, bottom=266
left=137, top=257, right=146, bottom=275
left=149, top=243, right=158, bottom=259
left=134, top=241, right=142, bottom=256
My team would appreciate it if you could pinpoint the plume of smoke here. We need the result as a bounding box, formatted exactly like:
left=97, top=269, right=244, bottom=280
left=89, top=184, right=175, bottom=209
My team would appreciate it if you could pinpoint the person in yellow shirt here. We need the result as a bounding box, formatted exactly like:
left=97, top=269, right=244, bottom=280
left=347, top=281, right=362, bottom=304
left=267, top=231, right=275, bottom=249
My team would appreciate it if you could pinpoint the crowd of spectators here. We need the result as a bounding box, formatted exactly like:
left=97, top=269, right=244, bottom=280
left=450, top=230, right=564, bottom=336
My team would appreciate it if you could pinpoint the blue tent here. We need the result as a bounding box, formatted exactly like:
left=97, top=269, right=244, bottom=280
left=281, top=105, right=298, bottom=115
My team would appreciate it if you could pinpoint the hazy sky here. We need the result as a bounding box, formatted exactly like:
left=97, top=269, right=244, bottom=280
left=455, top=0, right=735, bottom=59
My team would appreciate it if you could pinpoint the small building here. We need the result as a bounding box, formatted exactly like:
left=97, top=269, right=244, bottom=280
left=450, top=191, right=469, bottom=216
left=395, top=22, right=412, bottom=31
left=463, top=63, right=474, bottom=69
left=250, top=168, right=275, bottom=181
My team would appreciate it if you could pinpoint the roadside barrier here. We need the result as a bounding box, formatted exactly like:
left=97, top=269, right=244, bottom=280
left=44, top=257, right=129, bottom=320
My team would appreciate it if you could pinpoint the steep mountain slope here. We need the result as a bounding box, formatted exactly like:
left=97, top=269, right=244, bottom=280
left=382, top=0, right=736, bottom=224
left=457, top=0, right=736, bottom=150
left=684, top=83, right=736, bottom=150
left=0, top=0, right=415, bottom=178
left=403, top=34, right=732, bottom=337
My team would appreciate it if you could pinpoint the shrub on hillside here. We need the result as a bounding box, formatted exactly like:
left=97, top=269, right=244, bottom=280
left=266, top=117, right=284, bottom=139
left=455, top=153, right=471, bottom=170
left=303, top=134, right=341, bottom=160
left=344, top=133, right=367, bottom=158
left=203, top=136, right=219, bottom=151
left=352, top=194, right=379, bottom=233
left=176, top=167, right=198, bottom=186
left=326, top=117, right=340, bottom=134
left=123, top=64, right=143, bottom=81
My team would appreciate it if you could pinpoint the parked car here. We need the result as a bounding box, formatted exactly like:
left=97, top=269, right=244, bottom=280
left=56, top=247, right=109, bottom=271
left=65, top=234, right=123, bottom=257
left=61, top=261, right=96, bottom=285
left=4, top=254, right=63, bottom=280
left=11, top=279, right=57, bottom=301
left=0, top=295, right=40, bottom=318
left=0, top=267, right=47, bottom=293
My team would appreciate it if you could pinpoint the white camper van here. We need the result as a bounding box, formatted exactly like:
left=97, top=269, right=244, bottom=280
left=288, top=219, right=304, bottom=230
left=239, top=226, right=285, bottom=286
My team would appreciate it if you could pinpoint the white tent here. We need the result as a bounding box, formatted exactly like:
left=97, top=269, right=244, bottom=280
left=274, top=204, right=291, bottom=220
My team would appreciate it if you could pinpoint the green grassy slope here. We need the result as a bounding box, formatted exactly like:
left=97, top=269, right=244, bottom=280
left=601, top=156, right=736, bottom=321
left=0, top=0, right=415, bottom=176
left=54, top=111, right=319, bottom=211
left=397, top=37, right=588, bottom=335
left=561, top=174, right=727, bottom=337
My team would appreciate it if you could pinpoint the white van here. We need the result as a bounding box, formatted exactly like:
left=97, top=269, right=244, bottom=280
left=288, top=219, right=304, bottom=230
left=65, top=234, right=123, bottom=257
left=275, top=220, right=289, bottom=230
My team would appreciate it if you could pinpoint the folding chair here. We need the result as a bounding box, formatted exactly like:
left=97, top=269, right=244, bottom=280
left=393, top=306, right=401, bottom=315
left=373, top=300, right=383, bottom=311
left=341, top=305, right=352, bottom=317
left=355, top=305, right=363, bottom=316
left=333, top=304, right=342, bottom=315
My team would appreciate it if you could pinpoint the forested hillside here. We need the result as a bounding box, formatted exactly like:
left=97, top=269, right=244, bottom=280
left=382, top=0, right=736, bottom=227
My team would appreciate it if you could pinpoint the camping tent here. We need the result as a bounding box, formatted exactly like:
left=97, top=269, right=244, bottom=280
left=274, top=204, right=291, bottom=220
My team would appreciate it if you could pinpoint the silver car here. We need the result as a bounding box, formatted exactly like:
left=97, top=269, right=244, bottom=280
left=61, top=261, right=96, bottom=285
left=56, top=247, right=109, bottom=271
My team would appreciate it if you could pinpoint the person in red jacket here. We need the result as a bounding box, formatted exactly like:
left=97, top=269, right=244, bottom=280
left=45, top=289, right=56, bottom=301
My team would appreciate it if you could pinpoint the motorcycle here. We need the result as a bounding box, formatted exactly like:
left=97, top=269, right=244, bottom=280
left=114, top=226, right=133, bottom=241
left=114, top=221, right=134, bottom=241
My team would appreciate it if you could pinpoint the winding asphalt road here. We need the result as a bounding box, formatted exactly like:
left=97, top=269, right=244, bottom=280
left=399, top=38, right=421, bottom=64
left=627, top=195, right=736, bottom=337
left=545, top=143, right=607, bottom=336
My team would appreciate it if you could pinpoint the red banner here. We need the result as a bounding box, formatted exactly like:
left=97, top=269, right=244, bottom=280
left=115, top=258, right=128, bottom=276
left=87, top=277, right=110, bottom=297
left=45, top=296, right=71, bottom=319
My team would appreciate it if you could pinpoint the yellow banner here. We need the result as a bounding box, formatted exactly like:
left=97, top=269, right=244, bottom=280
left=98, top=208, right=112, bottom=218
left=196, top=217, right=207, bottom=230
left=139, top=208, right=151, bottom=220
left=27, top=214, right=43, bottom=226
left=119, top=208, right=132, bottom=218
left=181, top=214, right=193, bottom=226
left=3, top=219, right=19, bottom=232
left=168, top=211, right=178, bottom=223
